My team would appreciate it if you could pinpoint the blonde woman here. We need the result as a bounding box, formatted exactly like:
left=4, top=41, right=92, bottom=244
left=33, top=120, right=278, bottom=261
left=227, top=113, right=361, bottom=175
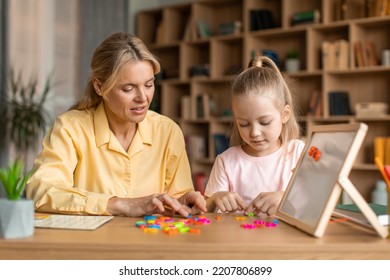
left=27, top=32, right=206, bottom=217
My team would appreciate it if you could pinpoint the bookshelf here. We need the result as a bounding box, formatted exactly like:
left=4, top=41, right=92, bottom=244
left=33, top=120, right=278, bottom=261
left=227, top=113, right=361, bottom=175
left=136, top=0, right=390, bottom=200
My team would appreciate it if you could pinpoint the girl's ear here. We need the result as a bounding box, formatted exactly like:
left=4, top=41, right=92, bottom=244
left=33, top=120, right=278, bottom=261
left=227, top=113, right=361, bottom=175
left=282, top=104, right=291, bottom=124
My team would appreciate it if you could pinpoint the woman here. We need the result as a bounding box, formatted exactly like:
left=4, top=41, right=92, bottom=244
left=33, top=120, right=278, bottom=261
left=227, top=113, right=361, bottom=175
left=27, top=32, right=206, bottom=217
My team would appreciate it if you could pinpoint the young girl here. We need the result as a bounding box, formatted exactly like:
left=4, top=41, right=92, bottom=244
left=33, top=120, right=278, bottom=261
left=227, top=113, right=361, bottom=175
left=204, top=55, right=304, bottom=218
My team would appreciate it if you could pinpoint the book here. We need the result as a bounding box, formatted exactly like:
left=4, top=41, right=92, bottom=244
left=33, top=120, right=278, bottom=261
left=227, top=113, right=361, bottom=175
left=354, top=41, right=365, bottom=67
left=365, top=41, right=378, bottom=66
left=291, top=10, right=320, bottom=25
left=328, top=91, right=351, bottom=115
left=250, top=9, right=275, bottom=31
left=374, top=137, right=386, bottom=165
left=181, top=96, right=192, bottom=120
left=186, top=135, right=207, bottom=160
left=334, top=203, right=389, bottom=226
left=335, top=39, right=349, bottom=69
left=217, top=20, right=242, bottom=35
left=308, top=90, right=322, bottom=116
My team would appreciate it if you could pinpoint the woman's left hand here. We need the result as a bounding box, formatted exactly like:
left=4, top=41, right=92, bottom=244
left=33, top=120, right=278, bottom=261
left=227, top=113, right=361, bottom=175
left=178, top=191, right=207, bottom=215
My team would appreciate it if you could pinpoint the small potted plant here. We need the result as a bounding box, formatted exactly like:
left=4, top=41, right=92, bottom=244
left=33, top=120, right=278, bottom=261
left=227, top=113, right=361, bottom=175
left=285, top=50, right=300, bottom=73
left=0, top=161, right=34, bottom=239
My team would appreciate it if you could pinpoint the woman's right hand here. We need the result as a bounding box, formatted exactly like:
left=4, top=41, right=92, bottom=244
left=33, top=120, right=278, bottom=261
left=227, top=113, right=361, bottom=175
left=206, top=191, right=247, bottom=213
left=107, top=194, right=190, bottom=217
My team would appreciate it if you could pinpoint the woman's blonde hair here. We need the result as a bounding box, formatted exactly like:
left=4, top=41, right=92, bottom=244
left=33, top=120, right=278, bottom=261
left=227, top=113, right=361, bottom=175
left=71, top=32, right=160, bottom=110
left=230, top=55, right=300, bottom=149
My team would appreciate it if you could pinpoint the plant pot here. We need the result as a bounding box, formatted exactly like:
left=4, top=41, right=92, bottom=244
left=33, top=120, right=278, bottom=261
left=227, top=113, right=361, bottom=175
left=0, top=198, right=34, bottom=239
left=285, top=58, right=300, bottom=73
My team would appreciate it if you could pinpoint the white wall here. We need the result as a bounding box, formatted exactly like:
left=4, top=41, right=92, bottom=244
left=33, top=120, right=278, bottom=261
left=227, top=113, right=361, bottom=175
left=8, top=0, right=79, bottom=167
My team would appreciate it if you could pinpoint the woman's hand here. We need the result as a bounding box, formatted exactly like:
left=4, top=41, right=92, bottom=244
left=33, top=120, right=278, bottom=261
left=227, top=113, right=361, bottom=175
left=245, top=191, right=284, bottom=219
left=107, top=193, right=191, bottom=217
left=178, top=191, right=207, bottom=215
left=206, top=191, right=246, bottom=213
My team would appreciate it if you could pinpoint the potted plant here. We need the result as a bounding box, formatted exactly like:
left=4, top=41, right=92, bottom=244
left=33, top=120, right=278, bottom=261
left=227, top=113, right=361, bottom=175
left=0, top=160, right=34, bottom=238
left=0, top=70, right=53, bottom=239
left=2, top=69, right=53, bottom=160
left=285, top=50, right=300, bottom=73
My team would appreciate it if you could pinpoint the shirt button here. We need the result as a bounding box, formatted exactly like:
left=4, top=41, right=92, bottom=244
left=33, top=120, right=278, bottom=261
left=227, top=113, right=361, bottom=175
left=93, top=207, right=98, bottom=212
left=124, top=191, right=128, bottom=196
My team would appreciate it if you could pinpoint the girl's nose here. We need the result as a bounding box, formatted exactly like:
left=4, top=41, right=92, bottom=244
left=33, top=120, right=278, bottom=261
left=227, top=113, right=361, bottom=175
left=250, top=125, right=261, bottom=138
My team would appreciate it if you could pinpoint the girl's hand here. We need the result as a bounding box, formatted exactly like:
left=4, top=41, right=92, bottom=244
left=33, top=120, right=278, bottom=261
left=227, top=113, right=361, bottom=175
left=107, top=193, right=189, bottom=217
left=245, top=191, right=284, bottom=219
left=207, top=191, right=247, bottom=213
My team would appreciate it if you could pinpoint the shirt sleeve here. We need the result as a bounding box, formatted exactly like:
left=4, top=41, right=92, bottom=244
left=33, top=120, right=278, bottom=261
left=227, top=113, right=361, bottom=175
left=26, top=116, right=113, bottom=215
left=164, top=124, right=194, bottom=198
left=204, top=155, right=230, bottom=198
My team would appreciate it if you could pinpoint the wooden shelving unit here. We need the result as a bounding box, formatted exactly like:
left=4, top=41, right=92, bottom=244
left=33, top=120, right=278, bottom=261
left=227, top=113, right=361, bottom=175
left=136, top=0, right=390, bottom=200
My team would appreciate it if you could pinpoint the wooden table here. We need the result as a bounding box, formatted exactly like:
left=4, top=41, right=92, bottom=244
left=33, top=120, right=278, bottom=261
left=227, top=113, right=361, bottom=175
left=0, top=213, right=389, bottom=259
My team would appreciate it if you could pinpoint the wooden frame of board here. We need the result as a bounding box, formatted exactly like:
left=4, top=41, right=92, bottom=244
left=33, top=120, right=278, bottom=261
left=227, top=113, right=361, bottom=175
left=276, top=122, right=388, bottom=238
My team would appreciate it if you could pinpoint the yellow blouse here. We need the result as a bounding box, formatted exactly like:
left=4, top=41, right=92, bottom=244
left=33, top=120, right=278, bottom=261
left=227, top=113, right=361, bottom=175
left=26, top=102, right=194, bottom=215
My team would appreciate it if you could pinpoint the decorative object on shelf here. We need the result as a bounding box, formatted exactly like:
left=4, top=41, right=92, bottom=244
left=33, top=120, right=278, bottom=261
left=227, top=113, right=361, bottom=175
left=213, top=133, right=230, bottom=156
left=355, top=102, right=388, bottom=117
left=197, top=20, right=212, bottom=39
left=372, top=180, right=388, bottom=205
left=189, top=64, right=210, bottom=77
left=0, top=160, right=34, bottom=239
left=261, top=50, right=280, bottom=69
left=382, top=49, right=390, bottom=66
left=285, top=50, right=300, bottom=73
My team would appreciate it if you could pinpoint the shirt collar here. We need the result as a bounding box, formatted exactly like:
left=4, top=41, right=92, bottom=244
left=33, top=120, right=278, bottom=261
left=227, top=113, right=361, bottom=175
left=93, top=101, right=152, bottom=147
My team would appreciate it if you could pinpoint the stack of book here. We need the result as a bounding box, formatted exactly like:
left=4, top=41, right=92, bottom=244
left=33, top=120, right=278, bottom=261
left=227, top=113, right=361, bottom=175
left=217, top=20, right=242, bottom=35
left=354, top=41, right=379, bottom=67
left=322, top=39, right=349, bottom=70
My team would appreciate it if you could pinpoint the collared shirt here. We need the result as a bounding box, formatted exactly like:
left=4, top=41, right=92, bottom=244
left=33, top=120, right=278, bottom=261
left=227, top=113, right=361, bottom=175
left=26, top=102, right=194, bottom=215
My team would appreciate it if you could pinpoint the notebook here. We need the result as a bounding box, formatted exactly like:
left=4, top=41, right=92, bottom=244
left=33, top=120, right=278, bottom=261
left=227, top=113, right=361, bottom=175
left=34, top=213, right=113, bottom=230
left=333, top=203, right=389, bottom=226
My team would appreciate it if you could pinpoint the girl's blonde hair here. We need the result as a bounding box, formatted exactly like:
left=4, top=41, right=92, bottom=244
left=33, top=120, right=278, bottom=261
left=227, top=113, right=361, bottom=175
left=230, top=55, right=300, bottom=149
left=71, top=32, right=160, bottom=110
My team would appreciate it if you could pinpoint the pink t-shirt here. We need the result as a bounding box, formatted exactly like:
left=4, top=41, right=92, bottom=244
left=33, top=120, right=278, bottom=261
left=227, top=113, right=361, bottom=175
left=204, top=139, right=305, bottom=205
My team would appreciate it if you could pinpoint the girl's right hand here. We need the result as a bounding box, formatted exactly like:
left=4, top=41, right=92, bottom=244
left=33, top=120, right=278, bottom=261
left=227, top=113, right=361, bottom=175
left=207, top=191, right=247, bottom=213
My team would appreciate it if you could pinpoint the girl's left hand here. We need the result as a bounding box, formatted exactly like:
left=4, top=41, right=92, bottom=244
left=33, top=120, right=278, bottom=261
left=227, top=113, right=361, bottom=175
left=245, top=191, right=284, bottom=219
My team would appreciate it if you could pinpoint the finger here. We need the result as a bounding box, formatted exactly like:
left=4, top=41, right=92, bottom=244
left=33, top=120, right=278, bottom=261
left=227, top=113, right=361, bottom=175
left=235, top=195, right=247, bottom=211
left=159, top=194, right=182, bottom=212
left=193, top=194, right=207, bottom=212
left=151, top=196, right=166, bottom=213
